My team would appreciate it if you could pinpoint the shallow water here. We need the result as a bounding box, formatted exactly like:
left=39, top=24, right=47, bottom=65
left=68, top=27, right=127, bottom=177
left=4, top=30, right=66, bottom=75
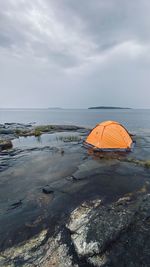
left=12, top=131, right=81, bottom=149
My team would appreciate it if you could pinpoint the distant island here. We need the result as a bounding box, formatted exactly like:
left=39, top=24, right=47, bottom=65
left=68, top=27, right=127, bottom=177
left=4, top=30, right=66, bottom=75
left=88, top=106, right=132, bottom=110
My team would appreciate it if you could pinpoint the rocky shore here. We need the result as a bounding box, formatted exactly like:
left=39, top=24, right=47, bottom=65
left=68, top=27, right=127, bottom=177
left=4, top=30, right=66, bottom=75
left=0, top=123, right=86, bottom=150
left=0, top=123, right=150, bottom=266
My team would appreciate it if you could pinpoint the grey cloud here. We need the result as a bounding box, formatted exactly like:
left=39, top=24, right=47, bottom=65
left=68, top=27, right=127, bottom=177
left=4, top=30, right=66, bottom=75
left=51, top=0, right=150, bottom=50
left=0, top=0, right=150, bottom=108
left=1, top=0, right=148, bottom=65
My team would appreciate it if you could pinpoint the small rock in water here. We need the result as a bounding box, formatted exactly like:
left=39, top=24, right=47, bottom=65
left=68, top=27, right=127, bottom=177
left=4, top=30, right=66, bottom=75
left=0, top=140, right=13, bottom=151
left=66, top=175, right=81, bottom=182
left=42, top=186, right=54, bottom=195
left=60, top=148, right=65, bottom=155
left=8, top=200, right=23, bottom=210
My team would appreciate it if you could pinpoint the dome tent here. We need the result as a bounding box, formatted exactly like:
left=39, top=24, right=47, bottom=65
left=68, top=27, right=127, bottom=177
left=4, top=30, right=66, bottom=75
left=85, top=121, right=133, bottom=151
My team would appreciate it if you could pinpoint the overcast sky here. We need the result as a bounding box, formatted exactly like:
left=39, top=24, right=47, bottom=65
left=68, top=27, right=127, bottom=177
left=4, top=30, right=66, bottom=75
left=0, top=0, right=150, bottom=108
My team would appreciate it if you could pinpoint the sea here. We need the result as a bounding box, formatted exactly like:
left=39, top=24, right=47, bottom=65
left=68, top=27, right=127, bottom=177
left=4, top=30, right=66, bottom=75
left=0, top=108, right=150, bottom=134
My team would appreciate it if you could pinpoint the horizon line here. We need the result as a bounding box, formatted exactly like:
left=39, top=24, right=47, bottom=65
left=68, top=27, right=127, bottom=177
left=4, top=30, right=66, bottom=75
left=0, top=107, right=150, bottom=110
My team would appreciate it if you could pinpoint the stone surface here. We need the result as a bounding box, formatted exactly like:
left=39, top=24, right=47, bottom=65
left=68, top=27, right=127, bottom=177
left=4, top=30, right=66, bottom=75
left=0, top=124, right=150, bottom=266
left=0, top=140, right=13, bottom=151
left=67, top=197, right=135, bottom=257
left=0, top=230, right=47, bottom=266
left=0, top=230, right=79, bottom=267
left=67, top=194, right=150, bottom=267
left=36, top=233, right=79, bottom=267
left=42, top=186, right=54, bottom=194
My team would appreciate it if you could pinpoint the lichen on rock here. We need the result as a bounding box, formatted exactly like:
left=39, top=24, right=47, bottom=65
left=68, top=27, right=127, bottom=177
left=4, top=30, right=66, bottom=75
left=66, top=194, right=150, bottom=266
left=0, top=230, right=47, bottom=266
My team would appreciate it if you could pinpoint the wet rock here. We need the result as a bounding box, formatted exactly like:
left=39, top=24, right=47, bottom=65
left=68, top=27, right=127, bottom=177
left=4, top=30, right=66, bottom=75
left=66, top=194, right=150, bottom=267
left=8, top=200, right=23, bottom=210
left=67, top=175, right=83, bottom=181
left=34, top=125, right=87, bottom=135
left=0, top=230, right=78, bottom=267
left=66, top=175, right=79, bottom=182
left=0, top=124, right=88, bottom=143
left=50, top=125, right=85, bottom=132
left=0, top=123, right=33, bottom=139
left=42, top=186, right=54, bottom=195
left=0, top=129, right=14, bottom=135
left=1, top=124, right=150, bottom=266
left=88, top=254, right=108, bottom=267
left=67, top=199, right=101, bottom=231
left=4, top=123, right=32, bottom=128
left=67, top=199, right=141, bottom=266
left=0, top=140, right=13, bottom=151
left=0, top=229, right=47, bottom=267
left=37, top=233, right=79, bottom=267
left=60, top=148, right=65, bottom=155
left=99, top=194, right=150, bottom=267
left=1, top=187, right=150, bottom=266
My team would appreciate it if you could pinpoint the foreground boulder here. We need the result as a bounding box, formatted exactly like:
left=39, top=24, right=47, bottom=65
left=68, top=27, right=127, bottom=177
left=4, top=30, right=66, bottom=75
left=1, top=193, right=150, bottom=266
left=67, top=193, right=150, bottom=267
left=0, top=229, right=78, bottom=267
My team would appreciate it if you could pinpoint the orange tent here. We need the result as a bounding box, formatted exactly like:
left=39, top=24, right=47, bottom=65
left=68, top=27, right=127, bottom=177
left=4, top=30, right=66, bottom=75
left=85, top=121, right=133, bottom=151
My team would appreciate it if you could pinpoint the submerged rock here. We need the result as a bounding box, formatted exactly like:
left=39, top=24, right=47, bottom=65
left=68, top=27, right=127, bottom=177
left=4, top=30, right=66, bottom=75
left=42, top=186, right=54, bottom=194
left=8, top=200, right=23, bottom=210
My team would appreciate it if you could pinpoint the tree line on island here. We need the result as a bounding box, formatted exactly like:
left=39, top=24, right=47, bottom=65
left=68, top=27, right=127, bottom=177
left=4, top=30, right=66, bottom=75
left=88, top=106, right=131, bottom=110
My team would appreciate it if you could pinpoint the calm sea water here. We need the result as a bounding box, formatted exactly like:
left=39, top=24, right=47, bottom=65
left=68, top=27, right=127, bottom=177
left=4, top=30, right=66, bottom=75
left=0, top=108, right=150, bottom=133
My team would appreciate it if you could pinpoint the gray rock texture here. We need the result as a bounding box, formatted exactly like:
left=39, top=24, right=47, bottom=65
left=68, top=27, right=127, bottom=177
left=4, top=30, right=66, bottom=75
left=0, top=124, right=150, bottom=266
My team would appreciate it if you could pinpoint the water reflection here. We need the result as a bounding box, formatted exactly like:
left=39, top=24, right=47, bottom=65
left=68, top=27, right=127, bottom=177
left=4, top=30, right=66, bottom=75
left=12, top=131, right=81, bottom=149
